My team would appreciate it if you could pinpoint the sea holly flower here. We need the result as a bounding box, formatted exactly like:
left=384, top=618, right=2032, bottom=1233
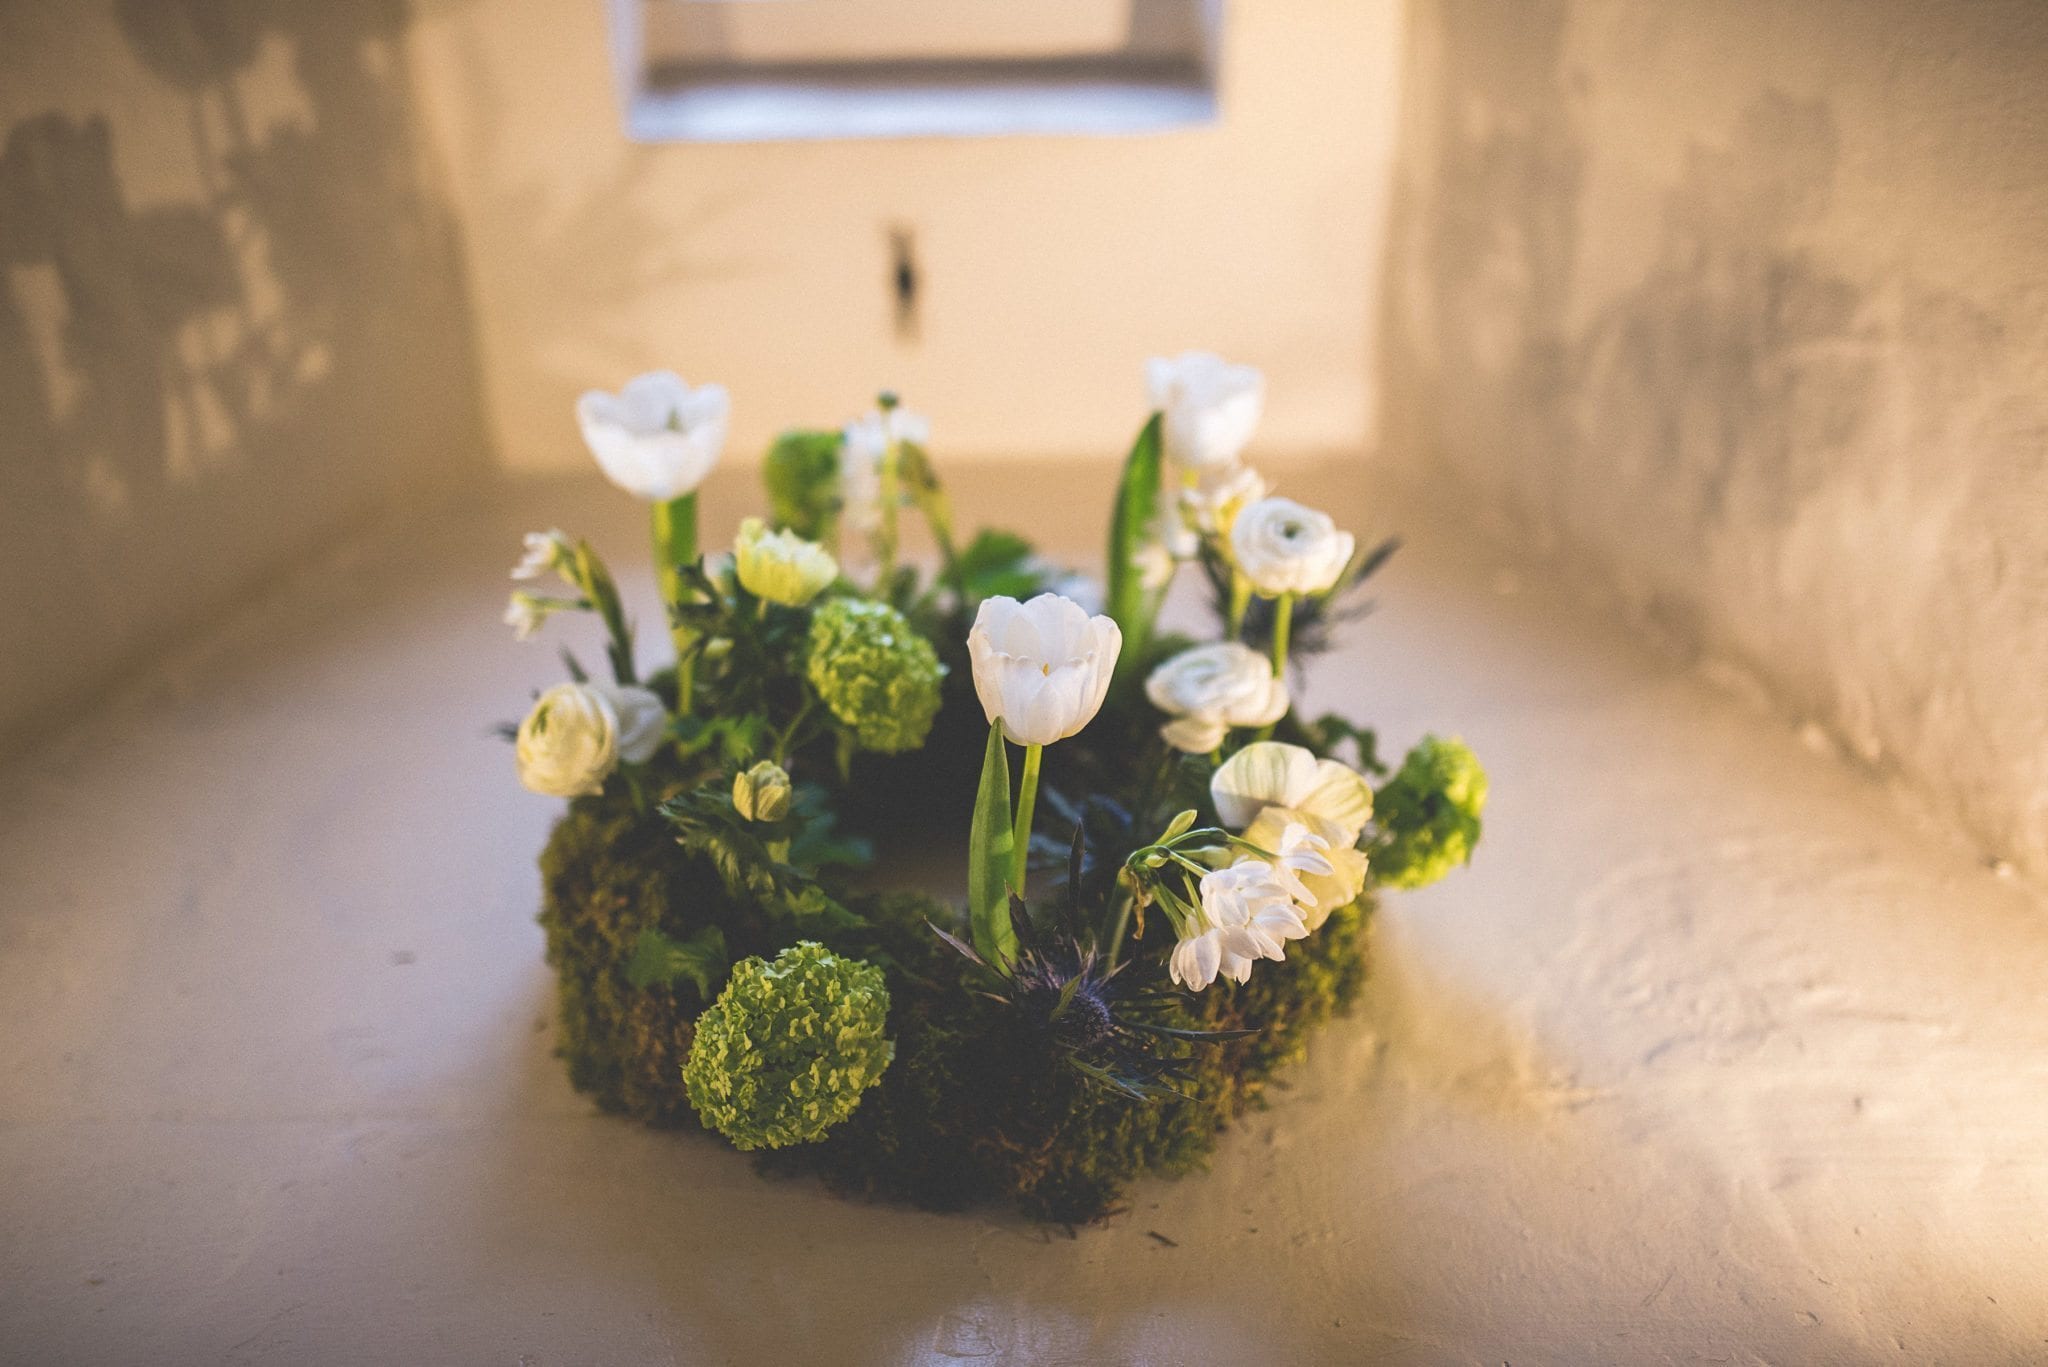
left=731, top=759, right=792, bottom=823
left=805, top=598, right=946, bottom=754
left=514, top=681, right=668, bottom=798
left=1168, top=858, right=1310, bottom=991
left=576, top=371, right=729, bottom=502
left=510, top=529, right=573, bottom=582
left=1231, top=496, right=1356, bottom=598
left=967, top=593, right=1122, bottom=749
left=1144, top=641, right=1290, bottom=753
left=733, top=517, right=838, bottom=607
left=1146, top=350, right=1264, bottom=471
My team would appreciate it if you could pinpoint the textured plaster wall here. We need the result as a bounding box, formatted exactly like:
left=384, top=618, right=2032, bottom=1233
left=0, top=0, right=491, bottom=757
left=404, top=0, right=1403, bottom=470
left=1380, top=0, right=2048, bottom=878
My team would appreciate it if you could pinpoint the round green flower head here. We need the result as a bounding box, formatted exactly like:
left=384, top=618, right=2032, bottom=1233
left=683, top=941, right=894, bottom=1151
left=1372, top=735, right=1488, bottom=890
left=804, top=597, right=945, bottom=754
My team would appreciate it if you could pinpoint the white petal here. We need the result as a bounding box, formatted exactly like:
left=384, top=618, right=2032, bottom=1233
left=1211, top=741, right=1319, bottom=829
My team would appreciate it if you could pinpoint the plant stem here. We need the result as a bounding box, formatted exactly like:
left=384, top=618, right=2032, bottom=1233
left=877, top=439, right=901, bottom=589
left=1226, top=572, right=1251, bottom=639
left=1010, top=741, right=1043, bottom=893
left=772, top=696, right=816, bottom=765
left=1254, top=593, right=1295, bottom=742
left=651, top=494, right=698, bottom=710
left=1104, top=887, right=1136, bottom=971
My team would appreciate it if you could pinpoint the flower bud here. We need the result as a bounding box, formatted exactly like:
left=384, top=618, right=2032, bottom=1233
left=732, top=759, right=792, bottom=823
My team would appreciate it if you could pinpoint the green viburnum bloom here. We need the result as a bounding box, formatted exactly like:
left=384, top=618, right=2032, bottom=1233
left=1372, top=735, right=1488, bottom=890
left=683, top=941, right=893, bottom=1151
left=804, top=597, right=945, bottom=754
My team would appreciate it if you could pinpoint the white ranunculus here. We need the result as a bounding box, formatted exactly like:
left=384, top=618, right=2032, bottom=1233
left=1146, top=351, right=1264, bottom=470
left=602, top=683, right=668, bottom=764
left=839, top=406, right=929, bottom=532
left=1145, top=642, right=1290, bottom=754
left=733, top=517, right=838, bottom=607
left=1211, top=740, right=1374, bottom=839
left=515, top=682, right=621, bottom=797
left=967, top=593, right=1122, bottom=748
left=1230, top=497, right=1356, bottom=597
left=1181, top=465, right=1269, bottom=539
left=511, top=529, right=572, bottom=582
left=576, top=371, right=729, bottom=502
left=1169, top=858, right=1310, bottom=991
left=1244, top=808, right=1365, bottom=930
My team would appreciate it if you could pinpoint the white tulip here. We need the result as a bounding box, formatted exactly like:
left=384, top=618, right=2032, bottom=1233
left=1145, top=642, right=1290, bottom=754
left=1146, top=351, right=1264, bottom=470
left=1230, top=497, right=1356, bottom=597
left=576, top=371, right=729, bottom=502
left=1169, top=858, right=1309, bottom=992
left=1211, top=740, right=1374, bottom=838
left=733, top=517, right=838, bottom=607
left=516, top=683, right=621, bottom=798
left=511, top=529, right=572, bottom=582
left=839, top=406, right=929, bottom=532
left=967, top=593, right=1122, bottom=748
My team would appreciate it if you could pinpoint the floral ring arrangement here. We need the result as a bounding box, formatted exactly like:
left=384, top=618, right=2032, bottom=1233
left=504, top=356, right=1488, bottom=1223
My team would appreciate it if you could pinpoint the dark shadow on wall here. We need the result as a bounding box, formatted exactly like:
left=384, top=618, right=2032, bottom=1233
left=0, top=0, right=490, bottom=756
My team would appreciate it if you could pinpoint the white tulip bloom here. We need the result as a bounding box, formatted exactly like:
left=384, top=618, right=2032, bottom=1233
left=511, top=529, right=572, bottom=582
left=733, top=517, right=838, bottom=607
left=1230, top=497, right=1356, bottom=597
left=1144, top=642, right=1290, bottom=753
left=515, top=682, right=622, bottom=797
left=967, top=593, right=1122, bottom=747
left=1169, top=858, right=1310, bottom=992
left=576, top=371, right=729, bottom=502
left=1146, top=351, right=1264, bottom=470
left=839, top=406, right=929, bottom=532
left=1211, top=740, right=1374, bottom=837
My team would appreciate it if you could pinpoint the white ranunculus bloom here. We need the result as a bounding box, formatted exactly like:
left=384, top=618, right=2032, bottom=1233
left=1169, top=858, right=1310, bottom=991
left=576, top=371, right=729, bottom=502
left=733, top=517, right=838, bottom=607
left=516, top=682, right=622, bottom=797
left=511, top=529, right=572, bottom=582
left=1211, top=740, right=1374, bottom=838
left=839, top=406, right=929, bottom=532
left=1146, top=351, right=1264, bottom=470
left=1181, top=465, right=1269, bottom=539
left=1230, top=496, right=1356, bottom=597
left=1244, top=808, right=1365, bottom=930
left=967, top=593, right=1122, bottom=747
left=601, top=683, right=668, bottom=764
left=1145, top=642, right=1290, bottom=754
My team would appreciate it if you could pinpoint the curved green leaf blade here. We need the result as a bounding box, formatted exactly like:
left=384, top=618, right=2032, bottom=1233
left=967, top=720, right=1018, bottom=968
left=1106, top=412, right=1164, bottom=679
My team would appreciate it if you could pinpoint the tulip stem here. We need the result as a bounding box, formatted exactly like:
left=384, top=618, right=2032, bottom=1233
left=1010, top=742, right=1043, bottom=893
left=652, top=494, right=699, bottom=711
left=1226, top=572, right=1252, bottom=639
left=1254, top=593, right=1294, bottom=742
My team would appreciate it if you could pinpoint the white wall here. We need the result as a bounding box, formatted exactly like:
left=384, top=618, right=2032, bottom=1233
left=407, top=0, right=1402, bottom=468
left=1380, top=0, right=2048, bottom=878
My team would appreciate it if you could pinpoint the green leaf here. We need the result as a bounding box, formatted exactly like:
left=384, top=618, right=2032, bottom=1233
left=1105, top=412, right=1164, bottom=679
left=967, top=720, right=1018, bottom=968
left=625, top=924, right=729, bottom=998
left=953, top=528, right=1041, bottom=603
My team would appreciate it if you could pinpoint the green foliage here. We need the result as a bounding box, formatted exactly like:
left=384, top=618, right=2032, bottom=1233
left=1104, top=412, right=1164, bottom=679
left=1371, top=735, right=1488, bottom=889
left=661, top=775, right=869, bottom=930
left=966, top=721, right=1017, bottom=967
left=627, top=924, right=730, bottom=998
left=683, top=942, right=895, bottom=1151
left=952, top=529, right=1041, bottom=603
left=804, top=597, right=946, bottom=754
left=763, top=430, right=844, bottom=541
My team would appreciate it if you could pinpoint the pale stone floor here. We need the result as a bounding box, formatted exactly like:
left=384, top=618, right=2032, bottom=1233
left=3, top=469, right=2045, bottom=1365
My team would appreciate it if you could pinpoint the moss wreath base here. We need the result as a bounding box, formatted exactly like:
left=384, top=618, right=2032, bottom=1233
left=507, top=372, right=1486, bottom=1226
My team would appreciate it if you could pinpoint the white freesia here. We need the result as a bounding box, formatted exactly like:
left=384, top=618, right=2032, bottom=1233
left=967, top=593, right=1122, bottom=747
left=1230, top=496, right=1356, bottom=597
left=734, top=517, right=838, bottom=606
left=1261, top=819, right=1334, bottom=907
left=1244, top=807, right=1366, bottom=930
left=839, top=405, right=929, bottom=532
left=1144, top=642, right=1290, bottom=753
left=511, top=529, right=572, bottom=582
left=503, top=590, right=568, bottom=642
left=1169, top=858, right=1310, bottom=991
left=515, top=682, right=620, bottom=797
left=576, top=371, right=729, bottom=502
left=1181, top=465, right=1269, bottom=539
left=1146, top=351, right=1264, bottom=470
left=1210, top=740, right=1374, bottom=836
